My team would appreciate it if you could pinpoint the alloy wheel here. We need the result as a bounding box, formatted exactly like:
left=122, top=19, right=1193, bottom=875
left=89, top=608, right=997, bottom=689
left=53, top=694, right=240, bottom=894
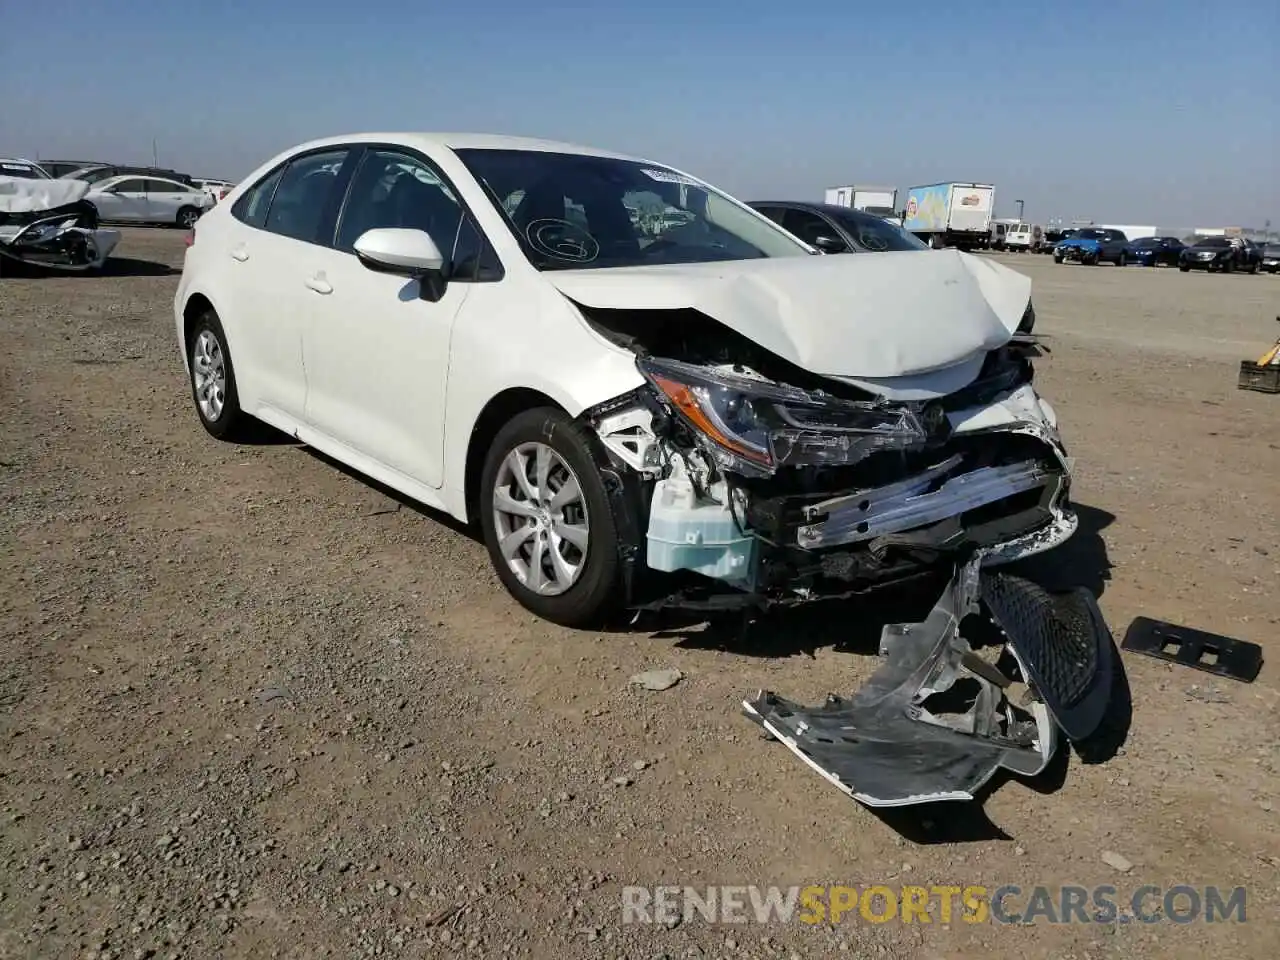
left=191, top=329, right=226, bottom=422
left=491, top=442, right=590, bottom=596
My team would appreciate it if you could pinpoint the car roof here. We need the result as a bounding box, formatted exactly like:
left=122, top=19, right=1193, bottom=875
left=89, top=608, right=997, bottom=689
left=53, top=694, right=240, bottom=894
left=748, top=200, right=883, bottom=217
left=96, top=174, right=192, bottom=188
left=280, top=132, right=646, bottom=162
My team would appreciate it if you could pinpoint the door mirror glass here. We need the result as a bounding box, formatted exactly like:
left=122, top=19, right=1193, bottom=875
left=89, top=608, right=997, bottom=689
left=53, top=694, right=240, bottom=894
left=813, top=235, right=846, bottom=253
left=354, top=227, right=445, bottom=276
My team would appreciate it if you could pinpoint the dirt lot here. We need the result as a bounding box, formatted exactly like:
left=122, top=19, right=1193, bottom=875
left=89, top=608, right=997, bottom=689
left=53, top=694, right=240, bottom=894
left=2, top=231, right=1278, bottom=960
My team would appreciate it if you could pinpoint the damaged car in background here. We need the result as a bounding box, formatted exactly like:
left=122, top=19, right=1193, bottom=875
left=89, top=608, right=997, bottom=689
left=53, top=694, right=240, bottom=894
left=0, top=174, right=120, bottom=273
left=174, top=133, right=1114, bottom=809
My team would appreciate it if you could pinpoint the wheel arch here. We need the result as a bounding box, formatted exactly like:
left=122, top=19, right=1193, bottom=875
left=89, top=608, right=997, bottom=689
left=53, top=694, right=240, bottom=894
left=181, top=292, right=216, bottom=355
left=462, top=387, right=565, bottom=525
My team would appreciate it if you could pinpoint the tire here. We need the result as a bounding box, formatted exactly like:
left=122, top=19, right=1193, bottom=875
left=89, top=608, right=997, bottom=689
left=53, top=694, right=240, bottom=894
left=1179, top=265, right=1190, bottom=272
left=176, top=206, right=201, bottom=229
left=186, top=309, right=252, bottom=441
left=1117, top=251, right=1127, bottom=267
left=1053, top=254, right=1063, bottom=264
left=928, top=235, right=943, bottom=250
left=1222, top=260, right=1233, bottom=274
left=479, top=407, right=623, bottom=627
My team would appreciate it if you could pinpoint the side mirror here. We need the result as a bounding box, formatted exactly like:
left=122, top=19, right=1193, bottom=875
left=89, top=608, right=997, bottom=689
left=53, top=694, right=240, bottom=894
left=354, top=228, right=448, bottom=300
left=813, top=235, right=847, bottom=253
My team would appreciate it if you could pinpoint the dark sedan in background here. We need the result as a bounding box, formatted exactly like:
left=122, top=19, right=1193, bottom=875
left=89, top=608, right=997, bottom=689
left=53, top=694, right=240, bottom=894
left=1260, top=243, right=1280, bottom=274
left=1179, top=237, right=1260, bottom=273
left=747, top=200, right=928, bottom=254
left=1125, top=236, right=1185, bottom=266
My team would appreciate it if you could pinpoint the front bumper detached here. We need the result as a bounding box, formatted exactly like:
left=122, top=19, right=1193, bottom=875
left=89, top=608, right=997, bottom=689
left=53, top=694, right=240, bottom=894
left=743, top=558, right=1113, bottom=807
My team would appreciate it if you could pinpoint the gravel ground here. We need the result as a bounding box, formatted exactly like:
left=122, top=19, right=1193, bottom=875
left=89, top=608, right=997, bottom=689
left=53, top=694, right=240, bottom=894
left=2, top=231, right=1278, bottom=959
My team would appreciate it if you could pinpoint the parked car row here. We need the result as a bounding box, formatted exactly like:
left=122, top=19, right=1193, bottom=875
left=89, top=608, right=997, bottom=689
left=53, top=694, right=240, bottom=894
left=1047, top=227, right=1273, bottom=273
left=1, top=157, right=237, bottom=226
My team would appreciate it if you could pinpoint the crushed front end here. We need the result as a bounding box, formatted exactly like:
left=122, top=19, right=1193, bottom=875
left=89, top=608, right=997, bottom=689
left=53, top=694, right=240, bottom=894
left=579, top=301, right=1113, bottom=806
left=0, top=179, right=120, bottom=272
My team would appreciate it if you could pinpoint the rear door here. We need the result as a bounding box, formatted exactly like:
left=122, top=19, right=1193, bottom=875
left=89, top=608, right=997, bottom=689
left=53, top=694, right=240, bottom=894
left=143, top=178, right=186, bottom=223
left=216, top=147, right=355, bottom=422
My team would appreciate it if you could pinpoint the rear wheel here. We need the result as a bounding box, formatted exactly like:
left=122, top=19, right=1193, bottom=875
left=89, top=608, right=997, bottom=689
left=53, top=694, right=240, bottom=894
left=176, top=206, right=201, bottom=229
left=479, top=408, right=623, bottom=627
left=187, top=309, right=251, bottom=441
left=1179, top=265, right=1190, bottom=272
left=1117, top=251, right=1127, bottom=267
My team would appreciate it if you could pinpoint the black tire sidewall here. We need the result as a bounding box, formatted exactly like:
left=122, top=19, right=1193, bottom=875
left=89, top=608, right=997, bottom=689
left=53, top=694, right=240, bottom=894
left=479, top=407, right=623, bottom=627
left=178, top=207, right=199, bottom=228
left=188, top=310, right=243, bottom=440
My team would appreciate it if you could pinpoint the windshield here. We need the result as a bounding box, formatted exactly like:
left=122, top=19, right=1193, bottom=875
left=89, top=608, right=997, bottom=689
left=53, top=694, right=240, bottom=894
left=1133, top=238, right=1157, bottom=248
left=829, top=208, right=928, bottom=251
left=455, top=149, right=810, bottom=270
left=1265, top=244, right=1280, bottom=255
left=0, top=161, right=49, bottom=179
left=1195, top=237, right=1230, bottom=248
left=1076, top=228, right=1107, bottom=239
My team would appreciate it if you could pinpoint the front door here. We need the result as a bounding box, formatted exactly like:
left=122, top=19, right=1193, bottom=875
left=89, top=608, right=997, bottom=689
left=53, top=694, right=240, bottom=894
left=300, top=148, right=472, bottom=489
left=94, top=178, right=149, bottom=221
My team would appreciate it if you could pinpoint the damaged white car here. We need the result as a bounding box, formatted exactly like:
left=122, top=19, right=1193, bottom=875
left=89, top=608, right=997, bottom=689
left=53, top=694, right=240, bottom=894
left=176, top=134, right=1114, bottom=806
left=0, top=176, right=121, bottom=272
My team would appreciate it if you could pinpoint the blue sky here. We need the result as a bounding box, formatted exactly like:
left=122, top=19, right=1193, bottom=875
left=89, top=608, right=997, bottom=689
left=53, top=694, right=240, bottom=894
left=2, top=0, right=1276, bottom=226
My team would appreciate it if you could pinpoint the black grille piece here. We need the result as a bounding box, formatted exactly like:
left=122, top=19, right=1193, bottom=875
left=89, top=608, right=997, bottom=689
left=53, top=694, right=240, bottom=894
left=980, top=572, right=1114, bottom=741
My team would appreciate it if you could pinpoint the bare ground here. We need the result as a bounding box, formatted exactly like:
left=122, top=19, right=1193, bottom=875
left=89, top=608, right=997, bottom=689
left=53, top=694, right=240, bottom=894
left=2, top=232, right=1278, bottom=959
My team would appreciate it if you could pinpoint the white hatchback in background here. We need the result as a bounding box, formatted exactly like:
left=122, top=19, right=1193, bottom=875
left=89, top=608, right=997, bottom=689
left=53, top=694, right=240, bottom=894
left=1004, top=222, right=1043, bottom=252
left=194, top=179, right=236, bottom=203
left=87, top=175, right=213, bottom=227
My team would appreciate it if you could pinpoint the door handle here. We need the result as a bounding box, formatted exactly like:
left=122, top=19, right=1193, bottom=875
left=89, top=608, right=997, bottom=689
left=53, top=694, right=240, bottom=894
left=230, top=246, right=248, bottom=262
left=305, top=275, right=333, bottom=295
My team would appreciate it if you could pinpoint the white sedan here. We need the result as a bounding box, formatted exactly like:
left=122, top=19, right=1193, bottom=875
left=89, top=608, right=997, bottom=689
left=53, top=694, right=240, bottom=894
left=88, top=175, right=213, bottom=228
left=173, top=132, right=1118, bottom=809
left=173, top=133, right=1076, bottom=625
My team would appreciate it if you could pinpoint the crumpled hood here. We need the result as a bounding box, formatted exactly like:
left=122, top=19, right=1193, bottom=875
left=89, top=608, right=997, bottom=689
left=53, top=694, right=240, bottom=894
left=544, top=249, right=1031, bottom=380
left=1057, top=237, right=1100, bottom=250
left=0, top=176, right=91, bottom=214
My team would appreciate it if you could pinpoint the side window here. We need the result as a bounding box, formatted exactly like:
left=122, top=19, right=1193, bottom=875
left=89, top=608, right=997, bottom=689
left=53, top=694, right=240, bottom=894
left=782, top=209, right=837, bottom=246
left=113, top=178, right=146, bottom=193
left=232, top=167, right=284, bottom=230
left=333, top=149, right=463, bottom=255
left=263, top=149, right=351, bottom=243
left=751, top=206, right=786, bottom=227
left=144, top=179, right=180, bottom=193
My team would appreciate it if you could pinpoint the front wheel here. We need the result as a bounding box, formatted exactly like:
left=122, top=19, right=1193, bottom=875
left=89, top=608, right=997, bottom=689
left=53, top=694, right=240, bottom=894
left=1117, top=251, right=1127, bottom=267
left=479, top=408, right=623, bottom=627
left=1179, top=265, right=1191, bottom=272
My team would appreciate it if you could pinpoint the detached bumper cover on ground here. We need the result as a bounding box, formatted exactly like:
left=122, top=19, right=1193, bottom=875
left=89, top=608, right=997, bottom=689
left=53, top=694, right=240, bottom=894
left=743, top=558, right=1113, bottom=807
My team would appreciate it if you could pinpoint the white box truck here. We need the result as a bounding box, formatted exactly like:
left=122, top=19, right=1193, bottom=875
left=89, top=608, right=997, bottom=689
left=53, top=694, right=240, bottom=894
left=824, top=184, right=898, bottom=218
left=901, top=182, right=995, bottom=249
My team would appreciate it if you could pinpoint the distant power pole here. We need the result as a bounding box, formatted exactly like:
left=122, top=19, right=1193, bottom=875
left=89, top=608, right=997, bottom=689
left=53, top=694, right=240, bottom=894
left=1015, top=199, right=1025, bottom=221
left=152, top=139, right=158, bottom=166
